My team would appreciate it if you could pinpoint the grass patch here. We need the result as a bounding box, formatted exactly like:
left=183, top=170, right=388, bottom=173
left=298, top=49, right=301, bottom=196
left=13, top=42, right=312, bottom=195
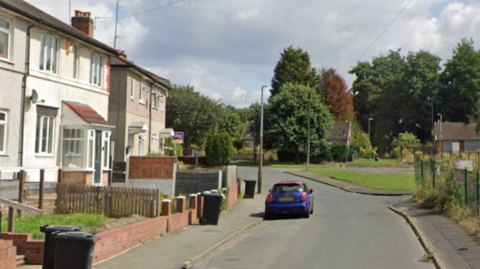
left=234, top=159, right=412, bottom=169
left=348, top=159, right=413, bottom=168
left=311, top=170, right=415, bottom=191
left=1, top=213, right=109, bottom=239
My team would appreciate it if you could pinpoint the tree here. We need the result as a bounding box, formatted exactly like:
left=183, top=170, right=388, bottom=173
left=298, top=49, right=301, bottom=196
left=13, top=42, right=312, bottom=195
left=439, top=38, right=480, bottom=123
left=270, top=46, right=320, bottom=98
left=391, top=132, right=421, bottom=148
left=320, top=68, right=354, bottom=120
left=266, top=83, right=334, bottom=163
left=205, top=132, right=234, bottom=166
left=166, top=84, right=224, bottom=146
left=218, top=105, right=244, bottom=139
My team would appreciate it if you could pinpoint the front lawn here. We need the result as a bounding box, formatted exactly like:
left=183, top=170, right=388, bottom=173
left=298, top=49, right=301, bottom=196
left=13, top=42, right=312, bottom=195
left=348, top=158, right=412, bottom=168
left=311, top=170, right=415, bottom=191
left=0, top=213, right=109, bottom=239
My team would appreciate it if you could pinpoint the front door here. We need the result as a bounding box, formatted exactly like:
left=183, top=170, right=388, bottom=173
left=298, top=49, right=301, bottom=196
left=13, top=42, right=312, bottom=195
left=94, top=130, right=102, bottom=185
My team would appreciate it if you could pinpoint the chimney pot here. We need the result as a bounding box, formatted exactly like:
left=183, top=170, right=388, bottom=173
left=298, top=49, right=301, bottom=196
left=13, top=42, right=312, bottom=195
left=75, top=10, right=82, bottom=17
left=84, top=12, right=91, bottom=17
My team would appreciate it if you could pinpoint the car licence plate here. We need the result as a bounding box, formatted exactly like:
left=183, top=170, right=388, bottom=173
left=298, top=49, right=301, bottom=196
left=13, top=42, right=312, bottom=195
left=279, top=196, right=295, bottom=202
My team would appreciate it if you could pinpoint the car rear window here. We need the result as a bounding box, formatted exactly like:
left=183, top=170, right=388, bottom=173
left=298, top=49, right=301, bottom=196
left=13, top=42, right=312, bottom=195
left=272, top=184, right=303, bottom=193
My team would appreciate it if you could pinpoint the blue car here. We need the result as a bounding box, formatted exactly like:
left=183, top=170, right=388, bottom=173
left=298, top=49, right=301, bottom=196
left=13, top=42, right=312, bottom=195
left=264, top=181, right=314, bottom=220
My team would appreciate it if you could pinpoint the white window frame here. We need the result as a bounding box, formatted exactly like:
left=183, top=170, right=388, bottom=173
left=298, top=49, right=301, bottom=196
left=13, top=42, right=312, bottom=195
left=151, top=135, right=158, bottom=153
left=0, top=16, right=11, bottom=60
left=102, top=131, right=111, bottom=169
left=138, top=133, right=145, bottom=155
left=35, top=115, right=55, bottom=154
left=39, top=33, right=58, bottom=73
left=72, top=45, right=78, bottom=79
left=139, top=84, right=146, bottom=104
left=160, top=94, right=164, bottom=113
left=63, top=129, right=83, bottom=156
left=87, top=130, right=95, bottom=169
left=153, top=89, right=159, bottom=108
left=90, top=53, right=103, bottom=86
left=0, top=111, right=7, bottom=154
left=130, top=78, right=135, bottom=99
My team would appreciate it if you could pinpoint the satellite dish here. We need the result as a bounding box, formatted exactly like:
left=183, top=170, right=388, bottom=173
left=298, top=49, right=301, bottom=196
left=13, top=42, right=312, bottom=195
left=31, top=90, right=38, bottom=104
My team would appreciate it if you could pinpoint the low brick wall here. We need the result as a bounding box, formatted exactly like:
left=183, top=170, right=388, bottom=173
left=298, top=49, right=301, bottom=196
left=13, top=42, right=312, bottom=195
left=0, top=233, right=31, bottom=255
left=93, top=216, right=168, bottom=263
left=0, top=240, right=16, bottom=269
left=227, top=183, right=239, bottom=208
left=24, top=240, right=43, bottom=264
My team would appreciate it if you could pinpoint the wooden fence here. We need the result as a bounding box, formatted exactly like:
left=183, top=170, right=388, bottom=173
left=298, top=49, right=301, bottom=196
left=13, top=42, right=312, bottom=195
left=56, top=184, right=160, bottom=218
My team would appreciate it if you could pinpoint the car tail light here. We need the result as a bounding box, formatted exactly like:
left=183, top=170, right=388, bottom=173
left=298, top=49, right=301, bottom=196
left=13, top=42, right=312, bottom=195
left=301, top=193, right=307, bottom=202
left=266, top=194, right=274, bottom=203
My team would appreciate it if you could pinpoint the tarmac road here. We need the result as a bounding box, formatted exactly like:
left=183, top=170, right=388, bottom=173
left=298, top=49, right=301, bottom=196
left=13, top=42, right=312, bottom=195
left=194, top=166, right=434, bottom=269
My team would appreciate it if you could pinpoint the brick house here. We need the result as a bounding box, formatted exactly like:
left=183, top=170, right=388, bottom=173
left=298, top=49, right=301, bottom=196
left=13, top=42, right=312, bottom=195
left=0, top=0, right=119, bottom=185
left=434, top=121, right=480, bottom=154
left=240, top=121, right=254, bottom=149
left=109, top=56, right=171, bottom=162
left=326, top=121, right=352, bottom=146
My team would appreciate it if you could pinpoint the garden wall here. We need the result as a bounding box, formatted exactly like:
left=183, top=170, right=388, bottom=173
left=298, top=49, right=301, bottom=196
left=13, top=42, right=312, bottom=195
left=0, top=240, right=16, bottom=269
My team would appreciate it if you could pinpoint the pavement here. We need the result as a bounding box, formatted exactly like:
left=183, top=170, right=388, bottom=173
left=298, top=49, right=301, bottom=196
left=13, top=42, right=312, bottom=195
left=17, top=168, right=480, bottom=269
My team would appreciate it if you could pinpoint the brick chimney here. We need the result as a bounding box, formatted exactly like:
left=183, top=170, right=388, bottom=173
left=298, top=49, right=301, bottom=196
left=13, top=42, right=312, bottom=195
left=71, top=10, right=93, bottom=37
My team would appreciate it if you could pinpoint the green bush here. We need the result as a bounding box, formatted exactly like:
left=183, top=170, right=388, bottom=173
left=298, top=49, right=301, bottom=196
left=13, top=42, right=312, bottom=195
left=205, top=132, right=234, bottom=166
left=330, top=144, right=349, bottom=162
left=164, top=138, right=183, bottom=156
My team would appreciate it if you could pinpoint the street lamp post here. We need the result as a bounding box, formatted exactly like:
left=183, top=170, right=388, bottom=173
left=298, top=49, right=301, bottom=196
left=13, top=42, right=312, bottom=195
left=368, top=118, right=374, bottom=139
left=428, top=96, right=434, bottom=144
left=258, top=85, right=268, bottom=194
left=306, top=92, right=311, bottom=171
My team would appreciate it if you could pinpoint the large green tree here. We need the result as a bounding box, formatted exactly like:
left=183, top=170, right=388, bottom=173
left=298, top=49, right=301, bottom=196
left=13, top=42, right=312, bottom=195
left=270, top=46, right=320, bottom=98
left=166, top=84, right=223, bottom=146
left=439, top=38, right=480, bottom=123
left=266, top=83, right=334, bottom=162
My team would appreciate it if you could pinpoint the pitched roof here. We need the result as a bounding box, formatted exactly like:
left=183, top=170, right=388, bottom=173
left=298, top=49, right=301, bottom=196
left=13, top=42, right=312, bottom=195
left=327, top=121, right=351, bottom=141
left=434, top=122, right=480, bottom=141
left=0, top=0, right=117, bottom=55
left=111, top=56, right=170, bottom=89
left=64, top=101, right=113, bottom=126
left=241, top=121, right=254, bottom=141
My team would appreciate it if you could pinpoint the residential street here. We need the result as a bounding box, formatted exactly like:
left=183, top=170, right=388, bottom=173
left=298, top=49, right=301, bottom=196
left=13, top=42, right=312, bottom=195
left=195, top=166, right=433, bottom=269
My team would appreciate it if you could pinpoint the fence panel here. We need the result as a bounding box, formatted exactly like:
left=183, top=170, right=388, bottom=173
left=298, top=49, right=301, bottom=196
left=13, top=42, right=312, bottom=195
left=55, top=184, right=160, bottom=218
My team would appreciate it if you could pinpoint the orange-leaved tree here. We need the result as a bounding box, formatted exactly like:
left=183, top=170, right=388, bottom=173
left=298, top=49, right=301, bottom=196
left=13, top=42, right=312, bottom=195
left=321, top=68, right=354, bottom=121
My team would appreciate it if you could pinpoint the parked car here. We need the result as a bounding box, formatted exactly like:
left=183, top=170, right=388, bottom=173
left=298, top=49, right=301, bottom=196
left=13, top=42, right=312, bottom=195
left=264, top=181, right=314, bottom=220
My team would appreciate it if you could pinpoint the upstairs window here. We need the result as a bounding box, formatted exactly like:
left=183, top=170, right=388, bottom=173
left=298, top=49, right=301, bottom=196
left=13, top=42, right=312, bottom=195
left=139, top=84, right=146, bottom=104
left=40, top=34, right=57, bottom=73
left=90, top=53, right=103, bottom=86
left=153, top=90, right=159, bottom=108
left=0, top=16, right=10, bottom=59
left=72, top=45, right=78, bottom=79
left=130, top=78, right=135, bottom=99
left=0, top=111, right=7, bottom=154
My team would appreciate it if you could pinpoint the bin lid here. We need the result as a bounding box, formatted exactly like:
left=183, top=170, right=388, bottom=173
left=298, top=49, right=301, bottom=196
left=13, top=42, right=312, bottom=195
left=40, top=225, right=82, bottom=233
left=54, top=231, right=100, bottom=243
left=244, top=179, right=257, bottom=182
left=202, top=193, right=223, bottom=198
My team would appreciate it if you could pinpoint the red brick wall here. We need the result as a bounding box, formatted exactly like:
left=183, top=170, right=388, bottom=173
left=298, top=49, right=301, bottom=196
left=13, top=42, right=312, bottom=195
left=93, top=216, right=168, bottom=263
left=227, top=183, right=239, bottom=208
left=24, top=240, right=44, bottom=265
left=167, top=210, right=190, bottom=232
left=0, top=233, right=31, bottom=255
left=0, top=240, right=16, bottom=269
left=62, top=171, right=109, bottom=186
left=129, top=157, right=175, bottom=179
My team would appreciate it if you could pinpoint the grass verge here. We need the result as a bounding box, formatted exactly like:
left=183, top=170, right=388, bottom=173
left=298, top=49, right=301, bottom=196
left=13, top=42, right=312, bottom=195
left=1, top=213, right=109, bottom=239
left=235, top=159, right=413, bottom=169
left=311, top=170, right=415, bottom=191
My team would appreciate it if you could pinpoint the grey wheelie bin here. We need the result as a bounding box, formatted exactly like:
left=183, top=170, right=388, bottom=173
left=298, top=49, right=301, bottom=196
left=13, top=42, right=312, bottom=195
left=40, top=225, right=82, bottom=269
left=53, top=231, right=100, bottom=269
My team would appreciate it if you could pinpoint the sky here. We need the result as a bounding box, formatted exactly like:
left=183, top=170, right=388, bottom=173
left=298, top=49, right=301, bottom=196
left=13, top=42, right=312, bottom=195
left=24, top=0, right=478, bottom=108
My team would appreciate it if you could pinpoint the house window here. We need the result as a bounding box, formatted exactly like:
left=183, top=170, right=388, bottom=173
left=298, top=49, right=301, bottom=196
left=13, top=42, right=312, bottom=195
left=35, top=115, right=55, bottom=154
left=90, top=53, right=103, bottom=86
left=138, top=133, right=145, bottom=155
left=63, top=128, right=84, bottom=168
left=39, top=34, right=57, bottom=73
left=0, top=16, right=10, bottom=59
left=72, top=45, right=78, bottom=79
left=139, top=84, right=146, bottom=104
left=130, top=78, right=135, bottom=99
left=153, top=90, right=159, bottom=108
left=102, top=131, right=110, bottom=168
left=160, top=94, right=164, bottom=112
left=151, top=135, right=158, bottom=153
left=87, top=130, right=95, bottom=169
left=0, top=111, right=7, bottom=154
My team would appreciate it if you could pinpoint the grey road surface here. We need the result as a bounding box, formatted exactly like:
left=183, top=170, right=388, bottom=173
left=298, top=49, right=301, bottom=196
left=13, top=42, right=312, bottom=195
left=195, top=166, right=433, bottom=269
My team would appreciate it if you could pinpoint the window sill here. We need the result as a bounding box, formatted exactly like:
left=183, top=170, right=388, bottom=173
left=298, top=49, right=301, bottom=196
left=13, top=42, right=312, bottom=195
left=139, top=101, right=146, bottom=105
left=0, top=153, right=9, bottom=157
left=35, top=154, right=55, bottom=158
left=0, top=57, right=14, bottom=65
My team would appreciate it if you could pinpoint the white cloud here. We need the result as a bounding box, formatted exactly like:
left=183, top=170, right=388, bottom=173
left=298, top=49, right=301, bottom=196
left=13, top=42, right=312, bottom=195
left=22, top=0, right=480, bottom=106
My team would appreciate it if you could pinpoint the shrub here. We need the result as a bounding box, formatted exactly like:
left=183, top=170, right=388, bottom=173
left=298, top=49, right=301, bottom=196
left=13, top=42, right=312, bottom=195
left=391, top=132, right=421, bottom=148
left=205, top=132, right=234, bottom=166
left=164, top=138, right=183, bottom=156
left=330, top=144, right=349, bottom=162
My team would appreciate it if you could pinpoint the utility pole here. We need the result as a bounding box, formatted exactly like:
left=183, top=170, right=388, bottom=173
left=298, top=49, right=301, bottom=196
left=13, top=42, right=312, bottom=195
left=307, top=92, right=311, bottom=171
left=253, top=106, right=256, bottom=163
left=258, top=85, right=268, bottom=194
left=114, top=0, right=132, bottom=49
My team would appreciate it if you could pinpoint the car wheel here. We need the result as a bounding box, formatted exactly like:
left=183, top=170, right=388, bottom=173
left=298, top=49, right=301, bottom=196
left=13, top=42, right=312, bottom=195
left=310, top=204, right=314, bottom=214
left=304, top=210, right=310, bottom=218
left=199, top=219, right=207, bottom=225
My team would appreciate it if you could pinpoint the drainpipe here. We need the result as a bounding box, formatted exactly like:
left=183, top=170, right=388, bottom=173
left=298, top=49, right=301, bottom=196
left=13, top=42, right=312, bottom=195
left=19, top=22, right=41, bottom=167
left=148, top=81, right=156, bottom=153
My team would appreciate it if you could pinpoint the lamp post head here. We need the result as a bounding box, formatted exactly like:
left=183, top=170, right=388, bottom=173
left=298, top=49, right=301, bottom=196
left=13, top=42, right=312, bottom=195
left=369, top=118, right=373, bottom=121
